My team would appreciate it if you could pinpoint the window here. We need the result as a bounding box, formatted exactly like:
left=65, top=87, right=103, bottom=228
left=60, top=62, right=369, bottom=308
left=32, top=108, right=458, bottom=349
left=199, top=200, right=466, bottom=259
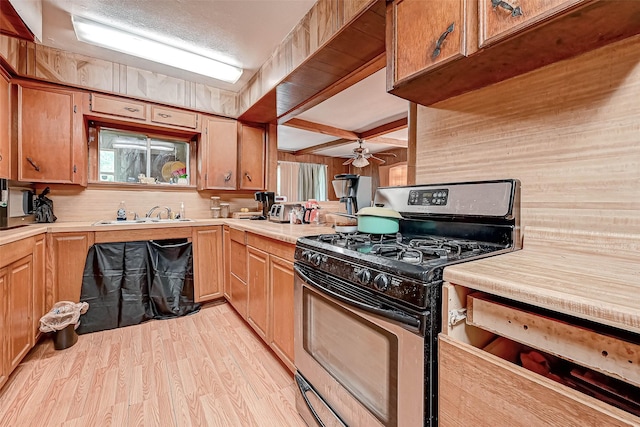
left=277, top=161, right=328, bottom=202
left=97, top=128, right=190, bottom=184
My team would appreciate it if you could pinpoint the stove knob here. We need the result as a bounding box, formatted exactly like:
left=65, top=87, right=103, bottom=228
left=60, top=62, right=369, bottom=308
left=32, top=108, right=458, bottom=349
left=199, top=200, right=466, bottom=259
left=311, top=253, right=323, bottom=266
left=373, top=274, right=391, bottom=292
left=355, top=269, right=371, bottom=285
left=302, top=250, right=314, bottom=263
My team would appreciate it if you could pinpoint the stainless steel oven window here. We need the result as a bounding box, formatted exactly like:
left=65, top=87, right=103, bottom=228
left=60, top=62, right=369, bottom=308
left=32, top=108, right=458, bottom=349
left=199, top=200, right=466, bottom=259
left=302, top=287, right=399, bottom=426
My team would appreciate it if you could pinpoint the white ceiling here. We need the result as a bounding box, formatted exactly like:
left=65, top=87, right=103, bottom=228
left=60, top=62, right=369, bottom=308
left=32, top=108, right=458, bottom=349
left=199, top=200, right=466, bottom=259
left=27, top=0, right=408, bottom=158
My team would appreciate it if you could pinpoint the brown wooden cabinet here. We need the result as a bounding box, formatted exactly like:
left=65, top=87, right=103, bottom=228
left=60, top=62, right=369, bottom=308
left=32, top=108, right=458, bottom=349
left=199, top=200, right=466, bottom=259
left=32, top=235, right=46, bottom=342
left=6, top=255, right=33, bottom=372
left=0, top=67, right=10, bottom=179
left=192, top=226, right=224, bottom=302
left=269, top=255, right=295, bottom=370
left=389, top=0, right=477, bottom=85
left=227, top=228, right=248, bottom=318
left=223, top=226, right=231, bottom=300
left=198, top=116, right=238, bottom=190
left=245, top=233, right=296, bottom=371
left=14, top=81, right=86, bottom=185
left=0, top=267, right=8, bottom=389
left=387, top=0, right=640, bottom=106
left=47, top=232, right=93, bottom=305
left=479, top=0, right=584, bottom=48
left=247, top=246, right=269, bottom=341
left=238, top=123, right=266, bottom=190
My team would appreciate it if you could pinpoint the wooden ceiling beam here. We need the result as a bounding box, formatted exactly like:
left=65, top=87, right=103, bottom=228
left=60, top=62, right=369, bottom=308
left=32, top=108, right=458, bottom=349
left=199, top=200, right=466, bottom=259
left=293, top=138, right=354, bottom=156
left=282, top=118, right=359, bottom=140
left=277, top=53, right=386, bottom=124
left=359, top=117, right=408, bottom=139
left=364, top=136, right=408, bottom=147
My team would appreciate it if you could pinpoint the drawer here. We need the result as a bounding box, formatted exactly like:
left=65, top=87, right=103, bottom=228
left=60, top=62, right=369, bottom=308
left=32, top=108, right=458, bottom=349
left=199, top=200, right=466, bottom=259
left=439, top=335, right=639, bottom=426
left=247, top=233, right=295, bottom=262
left=230, top=239, right=247, bottom=282
left=90, top=93, right=147, bottom=120
left=229, top=228, right=246, bottom=244
left=151, top=105, right=198, bottom=129
left=467, top=293, right=640, bottom=388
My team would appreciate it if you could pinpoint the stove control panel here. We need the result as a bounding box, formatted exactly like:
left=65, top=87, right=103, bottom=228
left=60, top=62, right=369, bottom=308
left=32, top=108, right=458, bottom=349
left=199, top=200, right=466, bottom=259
left=408, top=189, right=448, bottom=206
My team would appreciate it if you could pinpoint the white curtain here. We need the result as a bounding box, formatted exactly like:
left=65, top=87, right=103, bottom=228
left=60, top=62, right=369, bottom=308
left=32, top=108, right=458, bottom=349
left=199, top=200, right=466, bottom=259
left=278, top=161, right=300, bottom=202
left=278, top=161, right=327, bottom=202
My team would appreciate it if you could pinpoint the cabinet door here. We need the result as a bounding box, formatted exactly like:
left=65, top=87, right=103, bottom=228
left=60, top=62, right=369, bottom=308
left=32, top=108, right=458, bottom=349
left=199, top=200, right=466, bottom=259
left=151, top=105, right=199, bottom=129
left=7, top=255, right=32, bottom=372
left=0, top=69, right=9, bottom=179
left=479, top=0, right=585, bottom=47
left=238, top=123, right=265, bottom=190
left=269, top=255, right=295, bottom=371
left=192, top=226, right=223, bottom=302
left=247, top=246, right=269, bottom=341
left=229, top=274, right=248, bottom=320
left=0, top=267, right=8, bottom=389
left=391, top=0, right=471, bottom=84
left=199, top=116, right=238, bottom=190
left=49, top=232, right=93, bottom=304
left=223, top=226, right=231, bottom=300
left=89, top=93, right=147, bottom=120
left=32, top=235, right=45, bottom=341
left=16, top=83, right=85, bottom=184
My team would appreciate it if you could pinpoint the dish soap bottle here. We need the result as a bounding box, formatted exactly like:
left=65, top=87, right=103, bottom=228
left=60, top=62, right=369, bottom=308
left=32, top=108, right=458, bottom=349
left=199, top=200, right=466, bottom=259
left=117, top=201, right=127, bottom=221
left=179, top=202, right=185, bottom=219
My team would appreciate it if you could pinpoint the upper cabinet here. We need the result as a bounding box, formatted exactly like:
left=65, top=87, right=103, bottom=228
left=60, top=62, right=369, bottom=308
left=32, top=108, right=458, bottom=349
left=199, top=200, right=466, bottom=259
left=13, top=81, right=86, bottom=185
left=0, top=68, right=10, bottom=179
left=85, top=93, right=200, bottom=132
left=238, top=123, right=266, bottom=191
left=198, top=118, right=266, bottom=191
left=387, top=0, right=640, bottom=106
left=479, top=0, right=584, bottom=47
left=198, top=115, right=238, bottom=190
left=389, top=0, right=477, bottom=86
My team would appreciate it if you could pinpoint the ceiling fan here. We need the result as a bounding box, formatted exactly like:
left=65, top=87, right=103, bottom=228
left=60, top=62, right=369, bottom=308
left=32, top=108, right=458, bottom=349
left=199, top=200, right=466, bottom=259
left=343, top=139, right=397, bottom=168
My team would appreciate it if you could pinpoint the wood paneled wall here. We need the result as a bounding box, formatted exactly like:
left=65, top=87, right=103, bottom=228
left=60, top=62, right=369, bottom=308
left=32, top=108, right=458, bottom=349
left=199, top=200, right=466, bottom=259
left=37, top=185, right=258, bottom=222
left=415, top=34, right=640, bottom=237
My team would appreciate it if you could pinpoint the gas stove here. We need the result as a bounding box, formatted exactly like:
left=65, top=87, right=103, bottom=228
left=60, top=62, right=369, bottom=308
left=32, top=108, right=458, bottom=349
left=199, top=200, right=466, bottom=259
left=294, top=179, right=521, bottom=311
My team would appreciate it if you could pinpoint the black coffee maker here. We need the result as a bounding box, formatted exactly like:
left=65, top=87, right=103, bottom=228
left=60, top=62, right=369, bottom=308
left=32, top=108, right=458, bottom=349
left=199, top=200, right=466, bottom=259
left=252, top=191, right=275, bottom=220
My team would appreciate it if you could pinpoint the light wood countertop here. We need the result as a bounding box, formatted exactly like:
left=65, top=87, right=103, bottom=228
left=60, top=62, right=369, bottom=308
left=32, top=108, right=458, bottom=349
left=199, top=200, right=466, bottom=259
left=0, top=219, right=335, bottom=246
left=443, top=227, right=640, bottom=335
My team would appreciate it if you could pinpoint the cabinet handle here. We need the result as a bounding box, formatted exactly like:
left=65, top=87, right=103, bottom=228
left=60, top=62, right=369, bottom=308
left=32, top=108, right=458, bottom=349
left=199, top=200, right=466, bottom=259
left=158, top=113, right=171, bottom=118
left=124, top=107, right=140, bottom=112
left=432, top=23, right=455, bottom=60
left=0, top=154, right=2, bottom=162
left=245, top=172, right=252, bottom=182
left=26, top=157, right=41, bottom=172
left=491, top=0, right=523, bottom=17
left=224, top=172, right=232, bottom=182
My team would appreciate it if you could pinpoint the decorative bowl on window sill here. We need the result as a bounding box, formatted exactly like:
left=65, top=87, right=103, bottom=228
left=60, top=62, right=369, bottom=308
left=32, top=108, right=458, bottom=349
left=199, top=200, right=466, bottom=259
left=177, top=177, right=188, bottom=185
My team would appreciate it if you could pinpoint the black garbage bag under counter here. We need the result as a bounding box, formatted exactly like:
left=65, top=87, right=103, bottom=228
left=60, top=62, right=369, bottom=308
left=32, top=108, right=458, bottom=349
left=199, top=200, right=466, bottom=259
left=77, top=239, right=200, bottom=334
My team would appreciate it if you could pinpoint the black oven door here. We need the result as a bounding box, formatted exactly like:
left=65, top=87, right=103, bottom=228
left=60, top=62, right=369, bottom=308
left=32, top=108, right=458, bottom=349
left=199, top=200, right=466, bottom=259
left=294, top=263, right=425, bottom=427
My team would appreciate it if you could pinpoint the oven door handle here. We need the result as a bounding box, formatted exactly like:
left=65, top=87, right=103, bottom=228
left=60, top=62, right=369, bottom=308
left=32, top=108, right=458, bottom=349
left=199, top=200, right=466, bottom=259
left=295, top=372, right=347, bottom=427
left=294, top=265, right=421, bottom=330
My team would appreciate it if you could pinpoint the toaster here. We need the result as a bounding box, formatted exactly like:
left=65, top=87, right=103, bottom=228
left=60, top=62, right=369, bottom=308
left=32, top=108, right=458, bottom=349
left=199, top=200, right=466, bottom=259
left=269, top=203, right=298, bottom=223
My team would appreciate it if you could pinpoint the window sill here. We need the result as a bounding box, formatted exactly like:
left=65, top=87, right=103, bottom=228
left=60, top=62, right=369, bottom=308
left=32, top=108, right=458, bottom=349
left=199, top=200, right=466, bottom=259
left=88, top=181, right=197, bottom=191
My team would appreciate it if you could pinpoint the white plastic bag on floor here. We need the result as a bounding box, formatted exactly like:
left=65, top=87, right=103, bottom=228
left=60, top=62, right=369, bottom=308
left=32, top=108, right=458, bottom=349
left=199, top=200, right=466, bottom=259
left=39, top=301, right=89, bottom=333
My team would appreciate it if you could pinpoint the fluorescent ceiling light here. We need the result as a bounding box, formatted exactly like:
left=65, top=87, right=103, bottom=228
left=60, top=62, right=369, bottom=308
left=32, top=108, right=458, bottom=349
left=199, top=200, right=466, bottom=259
left=71, top=15, right=243, bottom=84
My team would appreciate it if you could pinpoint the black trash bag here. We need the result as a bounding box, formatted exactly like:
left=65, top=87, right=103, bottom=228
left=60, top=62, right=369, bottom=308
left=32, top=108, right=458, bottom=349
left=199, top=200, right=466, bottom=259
left=148, top=240, right=200, bottom=319
left=120, top=241, right=154, bottom=327
left=34, top=187, right=57, bottom=223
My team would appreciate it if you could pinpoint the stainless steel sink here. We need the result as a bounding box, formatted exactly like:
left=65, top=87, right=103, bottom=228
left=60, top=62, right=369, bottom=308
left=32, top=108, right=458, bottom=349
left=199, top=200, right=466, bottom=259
left=92, top=218, right=194, bottom=226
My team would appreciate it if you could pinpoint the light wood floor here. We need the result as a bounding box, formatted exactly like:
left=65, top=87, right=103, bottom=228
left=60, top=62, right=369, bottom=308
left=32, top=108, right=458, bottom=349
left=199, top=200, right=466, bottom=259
left=0, top=302, right=308, bottom=427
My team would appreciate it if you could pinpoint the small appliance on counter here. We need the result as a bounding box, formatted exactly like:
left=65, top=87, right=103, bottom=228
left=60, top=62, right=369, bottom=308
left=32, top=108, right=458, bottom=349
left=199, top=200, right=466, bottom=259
left=252, top=191, right=275, bottom=220
left=0, top=179, right=35, bottom=230
left=332, top=174, right=371, bottom=215
left=269, top=203, right=300, bottom=223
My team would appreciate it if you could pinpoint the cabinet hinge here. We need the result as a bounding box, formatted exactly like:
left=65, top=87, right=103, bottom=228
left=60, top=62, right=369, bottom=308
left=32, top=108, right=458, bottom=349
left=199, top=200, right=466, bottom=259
left=73, top=105, right=77, bottom=113
left=73, top=165, right=77, bottom=173
left=204, top=173, right=208, bottom=183
left=448, top=308, right=467, bottom=327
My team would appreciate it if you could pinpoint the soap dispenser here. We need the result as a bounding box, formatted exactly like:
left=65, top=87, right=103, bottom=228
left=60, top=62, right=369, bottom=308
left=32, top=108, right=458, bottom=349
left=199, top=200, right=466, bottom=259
left=179, top=202, right=185, bottom=219
left=117, top=201, right=127, bottom=221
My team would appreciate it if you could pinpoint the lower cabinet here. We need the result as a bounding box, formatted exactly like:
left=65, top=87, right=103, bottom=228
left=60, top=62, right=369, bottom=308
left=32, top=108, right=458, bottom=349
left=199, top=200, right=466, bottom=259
left=245, top=233, right=296, bottom=372
left=192, top=226, right=223, bottom=302
left=440, top=283, right=640, bottom=426
left=47, top=232, right=94, bottom=304
left=0, top=235, right=44, bottom=390
left=227, top=227, right=248, bottom=318
left=32, top=235, right=46, bottom=342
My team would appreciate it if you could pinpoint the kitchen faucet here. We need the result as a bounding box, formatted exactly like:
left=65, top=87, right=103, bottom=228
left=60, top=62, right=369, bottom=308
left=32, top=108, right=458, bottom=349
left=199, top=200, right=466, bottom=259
left=145, top=205, right=172, bottom=219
